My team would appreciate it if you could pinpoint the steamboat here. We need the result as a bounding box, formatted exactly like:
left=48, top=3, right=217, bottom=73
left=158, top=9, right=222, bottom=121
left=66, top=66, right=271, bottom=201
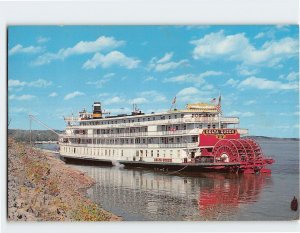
left=59, top=97, right=274, bottom=174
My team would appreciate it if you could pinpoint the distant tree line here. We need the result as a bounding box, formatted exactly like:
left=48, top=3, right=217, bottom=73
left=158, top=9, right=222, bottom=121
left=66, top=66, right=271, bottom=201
left=8, top=129, right=63, bottom=143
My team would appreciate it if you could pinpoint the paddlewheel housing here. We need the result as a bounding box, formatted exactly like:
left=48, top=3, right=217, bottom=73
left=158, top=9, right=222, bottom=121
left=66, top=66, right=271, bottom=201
left=199, top=129, right=275, bottom=173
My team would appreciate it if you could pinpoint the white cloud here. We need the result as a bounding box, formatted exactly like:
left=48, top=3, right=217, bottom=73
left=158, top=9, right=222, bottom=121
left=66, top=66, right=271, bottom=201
left=82, top=51, right=140, bottom=69
left=8, top=79, right=27, bottom=87
left=9, top=79, right=52, bottom=88
left=86, top=73, right=115, bottom=88
left=28, top=79, right=52, bottom=87
left=103, top=73, right=115, bottom=78
left=145, top=76, right=156, bottom=81
left=157, top=52, right=173, bottom=63
left=190, top=30, right=298, bottom=66
left=33, top=36, right=125, bottom=65
left=164, top=71, right=223, bottom=83
left=254, top=32, right=265, bottom=39
left=140, top=91, right=167, bottom=102
left=37, top=36, right=50, bottom=43
left=228, top=111, right=255, bottom=117
left=237, top=76, right=298, bottom=90
left=176, top=86, right=219, bottom=103
left=9, top=94, right=36, bottom=101
left=225, top=78, right=239, bottom=87
left=104, top=96, right=125, bottom=105
left=9, top=44, right=43, bottom=56
left=285, top=72, right=298, bottom=81
left=236, top=65, right=257, bottom=76
left=64, top=91, right=85, bottom=100
left=49, top=92, right=58, bottom=97
left=148, top=52, right=189, bottom=72
left=177, top=87, right=200, bottom=96
left=129, top=97, right=148, bottom=104
left=86, top=80, right=108, bottom=88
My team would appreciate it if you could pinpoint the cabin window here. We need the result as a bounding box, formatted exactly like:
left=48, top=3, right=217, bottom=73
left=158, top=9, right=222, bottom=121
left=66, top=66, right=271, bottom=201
left=157, top=150, right=160, bottom=157
left=163, top=150, right=166, bottom=157
left=146, top=150, right=148, bottom=157
left=208, top=125, right=211, bottom=129
left=175, top=115, right=177, bottom=119
left=136, top=150, right=139, bottom=156
left=177, top=150, right=180, bottom=158
left=192, top=136, right=198, bottom=142
left=170, top=150, right=173, bottom=157
left=121, top=150, right=123, bottom=156
left=148, top=118, right=150, bottom=121
left=153, top=117, right=155, bottom=120
left=212, top=124, right=216, bottom=129
left=151, top=150, right=153, bottom=157
left=168, top=115, right=171, bottom=119
left=74, top=148, right=76, bottom=153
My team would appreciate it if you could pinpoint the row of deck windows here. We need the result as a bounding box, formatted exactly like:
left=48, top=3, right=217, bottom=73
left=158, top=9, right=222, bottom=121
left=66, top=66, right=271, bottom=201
left=79, top=114, right=185, bottom=126
left=63, top=146, right=180, bottom=158
left=67, top=136, right=198, bottom=145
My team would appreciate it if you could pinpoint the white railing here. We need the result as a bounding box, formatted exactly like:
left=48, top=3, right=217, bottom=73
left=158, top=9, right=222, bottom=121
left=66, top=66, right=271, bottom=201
left=61, top=128, right=201, bottom=139
left=60, top=142, right=199, bottom=149
left=65, top=116, right=239, bottom=129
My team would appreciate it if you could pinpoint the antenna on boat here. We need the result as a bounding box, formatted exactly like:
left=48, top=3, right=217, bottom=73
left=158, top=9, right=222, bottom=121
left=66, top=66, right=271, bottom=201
left=169, top=96, right=177, bottom=111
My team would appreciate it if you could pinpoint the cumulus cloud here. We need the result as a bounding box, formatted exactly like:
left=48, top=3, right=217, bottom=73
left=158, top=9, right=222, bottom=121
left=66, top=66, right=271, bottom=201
left=176, top=86, right=219, bottom=103
left=9, top=94, right=36, bottom=101
left=104, top=96, right=125, bottom=105
left=139, top=91, right=167, bottom=102
left=280, top=71, right=299, bottom=81
left=8, top=79, right=52, bottom=88
left=225, top=78, right=239, bottom=87
left=228, top=111, right=255, bottom=117
left=49, top=92, right=58, bottom=97
left=190, top=30, right=298, bottom=66
left=129, top=97, right=148, bottom=104
left=237, top=76, right=298, bottom=90
left=164, top=71, right=223, bottom=84
left=33, top=36, right=125, bottom=66
left=82, top=51, right=140, bottom=69
left=64, top=91, right=85, bottom=100
left=37, top=36, right=50, bottom=43
left=86, top=72, right=115, bottom=88
left=148, top=52, right=189, bottom=72
left=144, top=76, right=156, bottom=82
left=9, top=44, right=43, bottom=56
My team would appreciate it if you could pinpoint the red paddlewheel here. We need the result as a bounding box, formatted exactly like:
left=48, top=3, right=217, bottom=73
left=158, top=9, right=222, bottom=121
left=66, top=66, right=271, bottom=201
left=212, top=139, right=241, bottom=163
left=211, top=138, right=268, bottom=169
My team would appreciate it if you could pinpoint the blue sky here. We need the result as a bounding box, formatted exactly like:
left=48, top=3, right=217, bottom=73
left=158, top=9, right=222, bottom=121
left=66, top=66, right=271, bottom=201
left=8, top=25, right=299, bottom=138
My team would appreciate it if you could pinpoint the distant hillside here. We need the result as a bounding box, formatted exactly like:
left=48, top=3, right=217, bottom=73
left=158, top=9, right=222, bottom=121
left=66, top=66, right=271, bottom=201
left=8, top=129, right=63, bottom=143
left=247, top=136, right=300, bottom=141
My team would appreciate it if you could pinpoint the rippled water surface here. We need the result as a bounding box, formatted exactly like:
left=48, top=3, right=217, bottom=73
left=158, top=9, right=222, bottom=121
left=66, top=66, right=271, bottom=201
left=65, top=139, right=299, bottom=220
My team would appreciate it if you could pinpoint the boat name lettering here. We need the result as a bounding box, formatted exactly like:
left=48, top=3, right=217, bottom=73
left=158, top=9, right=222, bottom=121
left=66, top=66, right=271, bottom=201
left=154, top=158, right=172, bottom=163
left=203, top=129, right=237, bottom=135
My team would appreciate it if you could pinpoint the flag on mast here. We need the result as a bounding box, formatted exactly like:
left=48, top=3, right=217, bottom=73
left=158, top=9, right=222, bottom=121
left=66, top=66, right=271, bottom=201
left=216, top=95, right=222, bottom=112
left=172, top=96, right=177, bottom=104
left=210, top=97, right=216, bottom=104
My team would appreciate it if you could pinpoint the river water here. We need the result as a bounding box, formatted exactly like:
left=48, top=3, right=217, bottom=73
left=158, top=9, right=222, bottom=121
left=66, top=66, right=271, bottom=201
left=39, top=139, right=299, bottom=221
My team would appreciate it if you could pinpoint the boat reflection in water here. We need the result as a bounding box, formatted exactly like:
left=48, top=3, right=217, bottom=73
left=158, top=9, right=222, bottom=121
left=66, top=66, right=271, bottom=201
left=198, top=173, right=272, bottom=220
left=78, top=165, right=272, bottom=221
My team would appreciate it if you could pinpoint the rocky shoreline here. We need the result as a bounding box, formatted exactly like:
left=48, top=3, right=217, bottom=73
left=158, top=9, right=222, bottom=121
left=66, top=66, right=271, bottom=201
left=7, top=138, right=121, bottom=221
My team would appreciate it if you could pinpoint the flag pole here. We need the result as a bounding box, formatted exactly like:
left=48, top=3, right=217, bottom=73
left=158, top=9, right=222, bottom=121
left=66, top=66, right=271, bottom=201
left=218, top=92, right=221, bottom=129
